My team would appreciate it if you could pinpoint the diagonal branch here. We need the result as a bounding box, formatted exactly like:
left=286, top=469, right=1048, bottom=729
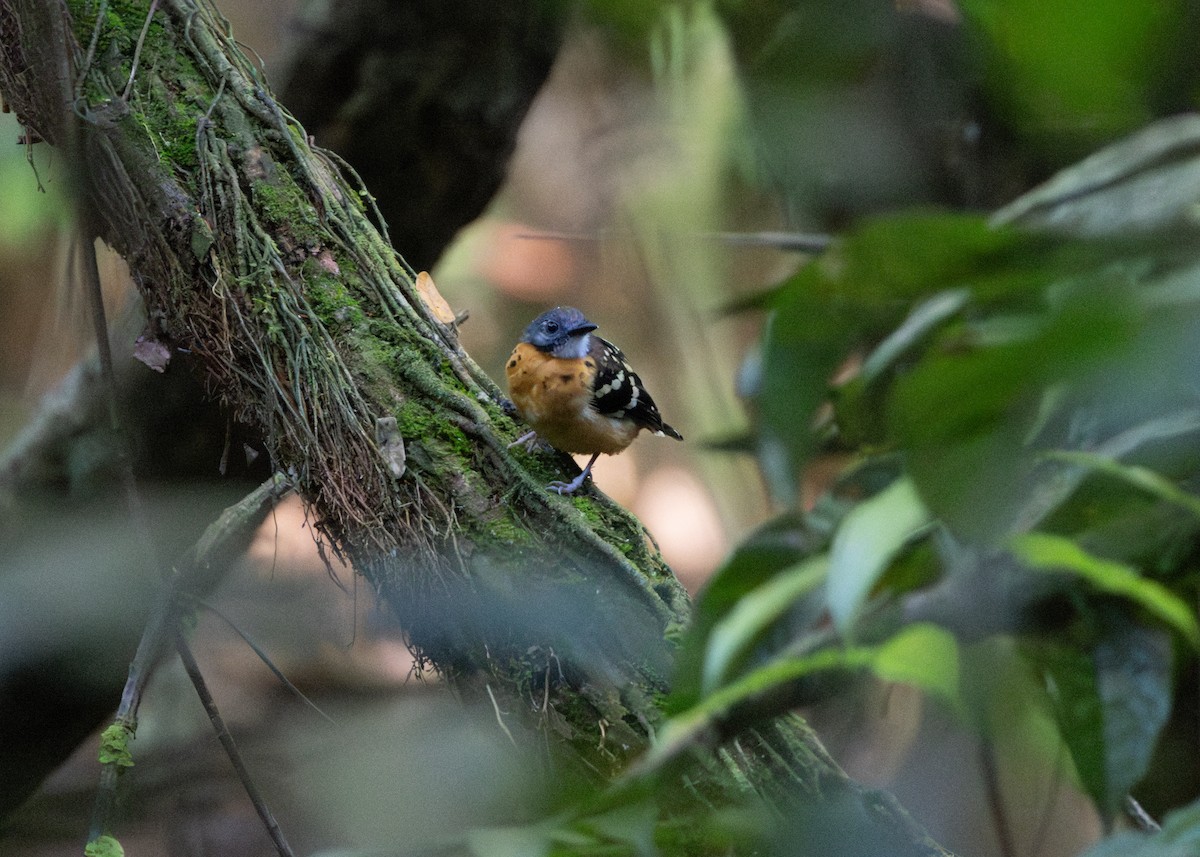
left=2, top=0, right=686, bottom=776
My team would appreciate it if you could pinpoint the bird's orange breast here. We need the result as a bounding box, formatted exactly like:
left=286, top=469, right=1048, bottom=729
left=505, top=342, right=640, bottom=455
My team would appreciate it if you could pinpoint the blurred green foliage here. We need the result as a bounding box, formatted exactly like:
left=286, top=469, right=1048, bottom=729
left=958, top=0, right=1183, bottom=157
left=1083, top=797, right=1200, bottom=857
left=675, top=174, right=1200, bottom=844
left=633, top=0, right=1200, bottom=853
left=498, top=1, right=1200, bottom=852
left=0, top=113, right=69, bottom=246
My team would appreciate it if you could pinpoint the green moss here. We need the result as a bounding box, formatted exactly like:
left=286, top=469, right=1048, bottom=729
left=137, top=74, right=201, bottom=170
left=253, top=170, right=322, bottom=244
left=485, top=513, right=536, bottom=548
left=190, top=216, right=215, bottom=259
left=84, top=834, right=125, bottom=857
left=66, top=1, right=135, bottom=58
left=391, top=394, right=474, bottom=475
left=485, top=517, right=522, bottom=543
left=571, top=494, right=604, bottom=522
left=395, top=398, right=436, bottom=439
left=444, top=423, right=473, bottom=459
left=395, top=345, right=462, bottom=399
left=98, top=722, right=135, bottom=768
left=66, top=1, right=210, bottom=179
left=350, top=337, right=403, bottom=404
left=436, top=423, right=473, bottom=462
left=303, top=259, right=365, bottom=330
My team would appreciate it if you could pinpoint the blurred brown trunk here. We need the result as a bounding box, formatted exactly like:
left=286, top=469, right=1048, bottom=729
left=277, top=0, right=561, bottom=271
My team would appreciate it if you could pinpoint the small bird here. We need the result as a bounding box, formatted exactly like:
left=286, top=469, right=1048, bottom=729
left=506, top=306, right=683, bottom=494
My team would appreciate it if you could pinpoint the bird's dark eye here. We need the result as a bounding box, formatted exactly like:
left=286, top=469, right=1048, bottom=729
left=544, top=320, right=560, bottom=333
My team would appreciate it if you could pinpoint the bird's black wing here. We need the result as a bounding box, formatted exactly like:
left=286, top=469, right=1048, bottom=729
left=587, top=337, right=683, bottom=440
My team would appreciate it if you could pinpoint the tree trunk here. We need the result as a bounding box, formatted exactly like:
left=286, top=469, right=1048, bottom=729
left=276, top=0, right=561, bottom=272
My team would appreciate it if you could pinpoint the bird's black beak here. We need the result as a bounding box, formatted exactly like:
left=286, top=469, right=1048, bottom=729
left=570, top=322, right=598, bottom=335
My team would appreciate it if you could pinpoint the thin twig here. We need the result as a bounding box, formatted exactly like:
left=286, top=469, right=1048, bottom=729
left=79, top=221, right=118, bottom=429
left=486, top=683, right=518, bottom=748
left=176, top=631, right=297, bottom=857
left=315, top=146, right=396, bottom=253
left=512, top=228, right=834, bottom=254
left=122, top=0, right=160, bottom=102
left=1125, top=795, right=1161, bottom=833
left=79, top=228, right=162, bottom=591
left=80, top=191, right=168, bottom=842
left=87, top=474, right=290, bottom=841
left=75, top=0, right=110, bottom=93
left=197, top=597, right=336, bottom=724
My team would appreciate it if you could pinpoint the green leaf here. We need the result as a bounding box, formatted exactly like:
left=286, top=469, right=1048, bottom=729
left=871, top=623, right=961, bottom=711
left=1094, top=619, right=1173, bottom=816
left=834, top=213, right=1021, bottom=303
left=1010, top=532, right=1200, bottom=647
left=994, top=115, right=1200, bottom=238
left=1046, top=450, right=1200, bottom=521
left=827, top=478, right=932, bottom=636
left=1082, top=796, right=1200, bottom=856
left=757, top=212, right=1043, bottom=502
left=1159, top=799, right=1200, bottom=844
left=690, top=515, right=817, bottom=635
left=891, top=295, right=1135, bottom=539
left=701, top=555, right=829, bottom=695
left=861, top=289, right=971, bottom=382
left=1027, top=641, right=1107, bottom=815
left=1079, top=832, right=1155, bottom=857
left=652, top=622, right=959, bottom=778
left=672, top=513, right=825, bottom=712
left=636, top=646, right=874, bottom=777
left=579, top=802, right=659, bottom=857
left=958, top=0, right=1179, bottom=157
left=1014, top=409, right=1200, bottom=534
left=962, top=638, right=1073, bottom=773
left=758, top=272, right=859, bottom=503
left=712, top=647, right=872, bottom=719
left=1027, top=617, right=1173, bottom=819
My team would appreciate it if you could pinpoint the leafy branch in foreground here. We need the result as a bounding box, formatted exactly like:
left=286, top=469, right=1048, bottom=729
left=670, top=116, right=1200, bottom=837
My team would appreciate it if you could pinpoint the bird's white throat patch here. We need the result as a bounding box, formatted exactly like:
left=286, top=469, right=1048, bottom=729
left=552, top=332, right=591, bottom=359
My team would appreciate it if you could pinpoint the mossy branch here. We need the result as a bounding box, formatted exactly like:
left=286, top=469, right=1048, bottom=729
left=1, top=0, right=686, bottom=768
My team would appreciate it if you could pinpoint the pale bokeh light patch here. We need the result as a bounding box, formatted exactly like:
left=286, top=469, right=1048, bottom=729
left=633, top=465, right=727, bottom=592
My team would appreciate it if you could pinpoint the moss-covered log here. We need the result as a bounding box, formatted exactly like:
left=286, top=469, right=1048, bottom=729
left=0, top=1, right=954, bottom=853
left=1, top=0, right=687, bottom=774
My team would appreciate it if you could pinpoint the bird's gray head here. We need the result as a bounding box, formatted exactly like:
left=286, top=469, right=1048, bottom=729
left=521, top=306, right=598, bottom=358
